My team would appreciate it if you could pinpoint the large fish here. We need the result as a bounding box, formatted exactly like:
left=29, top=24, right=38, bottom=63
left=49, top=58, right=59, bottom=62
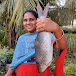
left=35, top=3, right=53, bottom=73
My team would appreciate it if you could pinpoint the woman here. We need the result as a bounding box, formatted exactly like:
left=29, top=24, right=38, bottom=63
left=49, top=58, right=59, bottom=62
left=5, top=10, right=67, bottom=76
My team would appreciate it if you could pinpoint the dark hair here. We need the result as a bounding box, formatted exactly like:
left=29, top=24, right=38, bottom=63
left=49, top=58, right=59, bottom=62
left=23, top=9, right=38, bottom=19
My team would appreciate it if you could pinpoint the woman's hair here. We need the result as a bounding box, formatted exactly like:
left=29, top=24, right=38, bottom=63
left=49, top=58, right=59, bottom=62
left=23, top=9, right=38, bottom=19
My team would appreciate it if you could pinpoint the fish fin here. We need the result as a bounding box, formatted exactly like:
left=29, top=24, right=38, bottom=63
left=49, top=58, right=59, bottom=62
left=43, top=3, right=49, bottom=17
left=51, top=34, right=54, bottom=45
left=37, top=3, right=43, bottom=18
left=51, top=38, right=54, bottom=46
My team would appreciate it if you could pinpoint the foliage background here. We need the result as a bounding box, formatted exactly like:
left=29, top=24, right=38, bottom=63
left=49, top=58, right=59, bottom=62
left=0, top=0, right=76, bottom=76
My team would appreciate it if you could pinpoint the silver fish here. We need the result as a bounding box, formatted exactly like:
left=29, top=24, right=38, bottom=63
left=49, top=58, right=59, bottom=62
left=35, top=3, right=53, bottom=73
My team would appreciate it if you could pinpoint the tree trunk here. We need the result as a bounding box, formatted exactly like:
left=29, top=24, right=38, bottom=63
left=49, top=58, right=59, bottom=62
left=15, top=29, right=20, bottom=44
left=8, top=27, right=12, bottom=47
left=11, top=27, right=16, bottom=46
left=7, top=17, right=12, bottom=47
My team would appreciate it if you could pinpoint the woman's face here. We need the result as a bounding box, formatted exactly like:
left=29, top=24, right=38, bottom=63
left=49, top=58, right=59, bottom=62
left=23, top=12, right=37, bottom=33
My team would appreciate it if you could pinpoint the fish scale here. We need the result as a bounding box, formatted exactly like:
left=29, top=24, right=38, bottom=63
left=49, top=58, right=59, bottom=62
left=35, top=31, right=53, bottom=73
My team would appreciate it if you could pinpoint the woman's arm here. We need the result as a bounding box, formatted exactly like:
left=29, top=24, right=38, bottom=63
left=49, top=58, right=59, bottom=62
left=5, top=68, right=16, bottom=76
left=53, top=25, right=67, bottom=50
left=36, top=18, right=68, bottom=50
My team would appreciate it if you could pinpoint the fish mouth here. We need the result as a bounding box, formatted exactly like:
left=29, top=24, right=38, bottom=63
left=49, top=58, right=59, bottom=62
left=37, top=64, right=47, bottom=73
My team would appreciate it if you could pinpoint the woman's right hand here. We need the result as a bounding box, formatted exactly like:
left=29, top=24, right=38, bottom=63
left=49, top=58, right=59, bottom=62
left=5, top=73, right=11, bottom=76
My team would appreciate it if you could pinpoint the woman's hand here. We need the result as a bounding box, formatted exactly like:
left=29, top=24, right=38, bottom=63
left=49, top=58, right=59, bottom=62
left=5, top=68, right=16, bottom=76
left=36, top=18, right=59, bottom=33
left=36, top=18, right=67, bottom=50
left=5, top=74, right=10, bottom=76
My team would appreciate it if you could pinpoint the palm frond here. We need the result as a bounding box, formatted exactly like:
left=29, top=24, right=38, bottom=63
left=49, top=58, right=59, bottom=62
left=15, top=1, right=23, bottom=28
left=0, top=0, right=7, bottom=16
left=9, top=0, right=23, bottom=28
left=29, top=0, right=44, bottom=9
left=24, top=0, right=35, bottom=10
